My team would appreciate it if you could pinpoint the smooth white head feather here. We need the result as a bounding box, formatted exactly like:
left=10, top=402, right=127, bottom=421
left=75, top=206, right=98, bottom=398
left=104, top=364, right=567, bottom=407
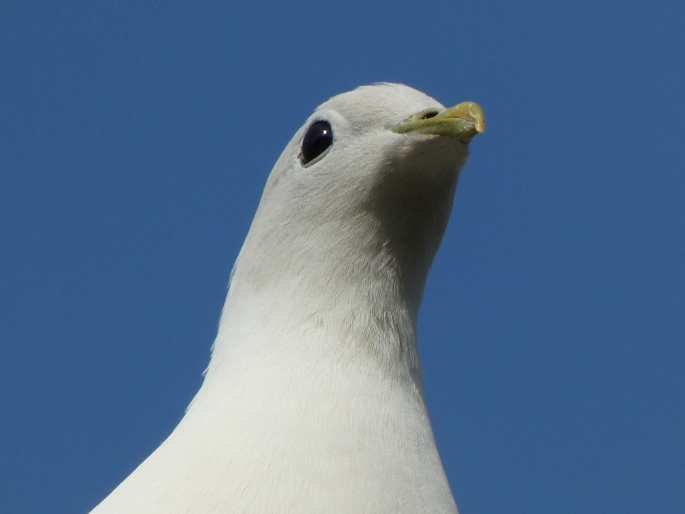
left=92, top=83, right=476, bottom=513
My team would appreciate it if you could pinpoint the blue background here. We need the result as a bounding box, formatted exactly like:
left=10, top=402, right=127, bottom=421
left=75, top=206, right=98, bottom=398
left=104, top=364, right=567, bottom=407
left=2, top=2, right=684, bottom=513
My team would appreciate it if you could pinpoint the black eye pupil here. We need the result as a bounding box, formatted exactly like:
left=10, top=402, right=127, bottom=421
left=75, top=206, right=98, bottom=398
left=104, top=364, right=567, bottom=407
left=301, top=121, right=333, bottom=164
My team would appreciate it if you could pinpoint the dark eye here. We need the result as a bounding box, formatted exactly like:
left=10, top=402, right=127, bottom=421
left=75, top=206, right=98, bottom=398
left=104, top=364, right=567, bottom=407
left=301, top=121, right=333, bottom=165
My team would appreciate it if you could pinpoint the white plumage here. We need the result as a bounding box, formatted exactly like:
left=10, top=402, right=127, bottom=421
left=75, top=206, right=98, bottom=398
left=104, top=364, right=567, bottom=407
left=92, top=83, right=484, bottom=513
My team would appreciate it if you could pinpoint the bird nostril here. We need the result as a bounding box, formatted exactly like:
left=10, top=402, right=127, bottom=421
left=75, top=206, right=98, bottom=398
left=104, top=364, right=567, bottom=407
left=421, top=111, right=439, bottom=119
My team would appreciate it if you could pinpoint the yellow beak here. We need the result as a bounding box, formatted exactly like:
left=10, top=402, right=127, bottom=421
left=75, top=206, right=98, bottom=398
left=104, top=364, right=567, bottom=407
left=391, top=101, right=485, bottom=143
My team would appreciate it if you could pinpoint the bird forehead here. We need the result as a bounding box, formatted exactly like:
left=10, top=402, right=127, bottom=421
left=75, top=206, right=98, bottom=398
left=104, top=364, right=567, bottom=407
left=316, top=83, right=445, bottom=130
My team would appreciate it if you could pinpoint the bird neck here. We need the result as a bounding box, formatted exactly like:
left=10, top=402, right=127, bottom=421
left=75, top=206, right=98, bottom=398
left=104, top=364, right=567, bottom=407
left=205, top=219, right=437, bottom=390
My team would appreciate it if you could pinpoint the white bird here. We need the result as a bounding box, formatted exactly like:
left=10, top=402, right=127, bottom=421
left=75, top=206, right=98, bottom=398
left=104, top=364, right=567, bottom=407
left=91, top=83, right=485, bottom=513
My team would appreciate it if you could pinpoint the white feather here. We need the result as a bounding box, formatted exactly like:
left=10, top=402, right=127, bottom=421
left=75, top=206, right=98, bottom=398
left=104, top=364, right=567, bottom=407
left=92, top=83, right=472, bottom=513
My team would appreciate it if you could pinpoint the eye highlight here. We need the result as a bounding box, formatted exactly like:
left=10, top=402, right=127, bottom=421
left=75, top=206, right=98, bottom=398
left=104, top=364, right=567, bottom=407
left=301, top=121, right=333, bottom=165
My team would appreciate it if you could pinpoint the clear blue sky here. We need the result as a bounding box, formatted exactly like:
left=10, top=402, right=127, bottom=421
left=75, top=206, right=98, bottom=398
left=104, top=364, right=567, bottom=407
left=2, top=2, right=684, bottom=513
